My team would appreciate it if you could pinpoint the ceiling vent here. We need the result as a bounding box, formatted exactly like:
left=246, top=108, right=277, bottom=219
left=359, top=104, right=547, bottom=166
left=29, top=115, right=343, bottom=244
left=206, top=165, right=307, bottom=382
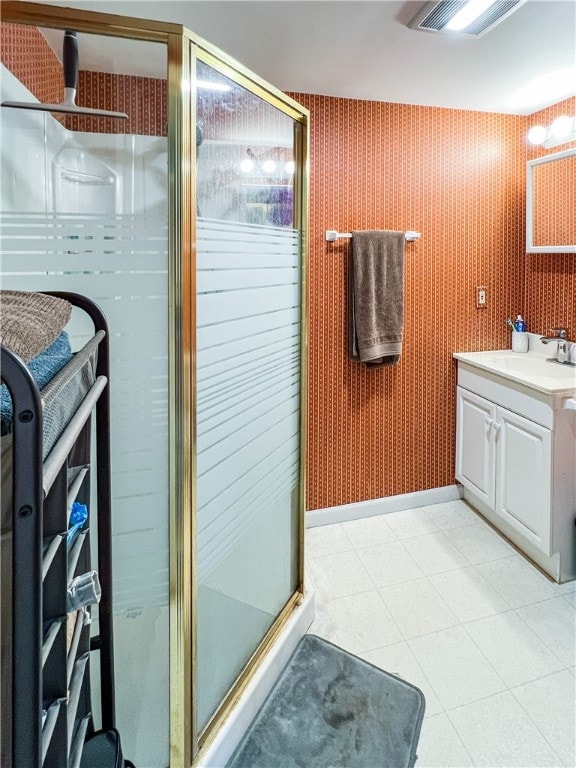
left=408, top=0, right=526, bottom=37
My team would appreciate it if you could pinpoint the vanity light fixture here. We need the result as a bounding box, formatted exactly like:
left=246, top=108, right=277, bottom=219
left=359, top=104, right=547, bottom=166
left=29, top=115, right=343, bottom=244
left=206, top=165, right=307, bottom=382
left=238, top=147, right=296, bottom=179
left=408, top=0, right=527, bottom=37
left=527, top=115, right=576, bottom=148
left=239, top=151, right=296, bottom=178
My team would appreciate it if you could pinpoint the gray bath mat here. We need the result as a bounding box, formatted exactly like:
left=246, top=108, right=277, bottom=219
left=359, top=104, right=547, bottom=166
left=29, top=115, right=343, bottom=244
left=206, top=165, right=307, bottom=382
left=226, top=634, right=425, bottom=768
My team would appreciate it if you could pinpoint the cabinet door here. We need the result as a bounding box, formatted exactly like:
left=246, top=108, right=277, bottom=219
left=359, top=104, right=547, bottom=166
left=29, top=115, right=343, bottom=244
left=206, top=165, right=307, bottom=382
left=456, top=387, right=496, bottom=508
left=495, top=407, right=552, bottom=555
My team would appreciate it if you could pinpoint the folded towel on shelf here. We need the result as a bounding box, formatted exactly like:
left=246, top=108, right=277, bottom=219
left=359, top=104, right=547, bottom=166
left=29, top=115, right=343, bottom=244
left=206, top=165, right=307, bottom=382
left=348, top=230, right=405, bottom=367
left=0, top=290, right=71, bottom=363
left=0, top=331, right=73, bottom=434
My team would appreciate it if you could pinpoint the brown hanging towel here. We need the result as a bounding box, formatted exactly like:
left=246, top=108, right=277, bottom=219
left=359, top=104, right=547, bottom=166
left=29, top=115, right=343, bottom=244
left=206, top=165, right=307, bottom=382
left=348, top=230, right=405, bottom=367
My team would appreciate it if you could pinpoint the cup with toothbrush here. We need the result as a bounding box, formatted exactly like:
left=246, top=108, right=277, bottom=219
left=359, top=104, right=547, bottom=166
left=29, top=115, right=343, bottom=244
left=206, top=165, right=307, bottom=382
left=508, top=315, right=528, bottom=352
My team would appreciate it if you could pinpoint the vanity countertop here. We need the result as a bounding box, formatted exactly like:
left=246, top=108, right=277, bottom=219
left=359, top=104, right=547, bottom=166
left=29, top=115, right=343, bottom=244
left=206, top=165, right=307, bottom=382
left=453, top=349, right=576, bottom=396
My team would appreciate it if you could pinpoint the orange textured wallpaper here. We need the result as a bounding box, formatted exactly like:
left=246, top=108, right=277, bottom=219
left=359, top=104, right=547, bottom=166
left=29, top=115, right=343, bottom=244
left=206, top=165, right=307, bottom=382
left=68, top=71, right=167, bottom=136
left=524, top=96, right=576, bottom=338
left=289, top=94, right=528, bottom=510
left=0, top=21, right=62, bottom=106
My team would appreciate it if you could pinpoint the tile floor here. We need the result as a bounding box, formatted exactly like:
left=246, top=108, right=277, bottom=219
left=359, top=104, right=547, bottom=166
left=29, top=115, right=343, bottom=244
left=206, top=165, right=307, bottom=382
left=306, top=499, right=576, bottom=768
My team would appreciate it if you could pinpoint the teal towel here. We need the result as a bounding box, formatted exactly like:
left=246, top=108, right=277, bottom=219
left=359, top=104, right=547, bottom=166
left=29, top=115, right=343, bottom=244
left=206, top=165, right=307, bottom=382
left=1, top=331, right=73, bottom=433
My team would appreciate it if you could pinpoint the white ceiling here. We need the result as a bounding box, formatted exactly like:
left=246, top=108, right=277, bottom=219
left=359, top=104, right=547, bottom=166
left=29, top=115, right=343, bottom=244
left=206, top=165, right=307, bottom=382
left=35, top=0, right=576, bottom=115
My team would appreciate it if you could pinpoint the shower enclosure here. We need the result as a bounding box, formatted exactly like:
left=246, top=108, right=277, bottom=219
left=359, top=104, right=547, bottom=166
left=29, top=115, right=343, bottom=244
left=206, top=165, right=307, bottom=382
left=0, top=3, right=308, bottom=766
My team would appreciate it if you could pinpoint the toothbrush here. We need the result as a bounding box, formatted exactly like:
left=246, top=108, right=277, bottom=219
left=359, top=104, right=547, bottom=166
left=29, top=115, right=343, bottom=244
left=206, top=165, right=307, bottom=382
left=506, top=318, right=515, bottom=331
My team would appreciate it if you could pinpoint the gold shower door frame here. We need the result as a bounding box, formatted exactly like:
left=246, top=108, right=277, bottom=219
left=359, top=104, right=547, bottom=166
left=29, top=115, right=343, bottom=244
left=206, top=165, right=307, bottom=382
left=1, top=4, right=309, bottom=767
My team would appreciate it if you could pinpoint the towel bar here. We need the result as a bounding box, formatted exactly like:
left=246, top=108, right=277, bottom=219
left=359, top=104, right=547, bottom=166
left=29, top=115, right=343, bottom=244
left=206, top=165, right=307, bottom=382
left=325, top=230, right=421, bottom=242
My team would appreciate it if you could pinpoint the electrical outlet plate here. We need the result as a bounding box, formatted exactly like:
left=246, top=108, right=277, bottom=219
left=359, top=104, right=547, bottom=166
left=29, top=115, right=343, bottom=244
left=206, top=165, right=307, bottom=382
left=476, top=285, right=487, bottom=308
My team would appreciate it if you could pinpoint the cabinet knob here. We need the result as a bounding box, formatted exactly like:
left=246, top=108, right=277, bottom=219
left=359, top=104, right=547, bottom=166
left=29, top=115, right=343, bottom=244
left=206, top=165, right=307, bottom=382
left=484, top=417, right=501, bottom=438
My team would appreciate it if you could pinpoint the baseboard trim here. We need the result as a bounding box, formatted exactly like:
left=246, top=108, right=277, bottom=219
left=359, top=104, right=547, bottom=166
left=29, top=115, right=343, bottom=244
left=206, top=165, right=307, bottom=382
left=306, top=485, right=463, bottom=528
left=199, top=592, right=315, bottom=767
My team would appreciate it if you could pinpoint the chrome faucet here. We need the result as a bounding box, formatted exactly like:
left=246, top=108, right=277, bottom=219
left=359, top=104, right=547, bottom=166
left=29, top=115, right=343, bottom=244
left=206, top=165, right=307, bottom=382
left=540, top=328, right=574, bottom=364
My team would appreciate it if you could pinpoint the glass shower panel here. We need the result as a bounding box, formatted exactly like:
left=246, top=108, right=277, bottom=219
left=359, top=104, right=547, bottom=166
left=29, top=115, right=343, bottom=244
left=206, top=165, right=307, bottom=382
left=0, top=28, right=170, bottom=766
left=196, top=60, right=301, bottom=731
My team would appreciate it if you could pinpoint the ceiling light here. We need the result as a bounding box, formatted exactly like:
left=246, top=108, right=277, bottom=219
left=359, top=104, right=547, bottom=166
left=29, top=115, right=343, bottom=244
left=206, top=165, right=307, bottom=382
left=262, top=160, right=276, bottom=174
left=408, top=0, right=527, bottom=37
left=527, top=116, right=576, bottom=148
left=285, top=161, right=295, bottom=175
left=445, top=0, right=494, bottom=31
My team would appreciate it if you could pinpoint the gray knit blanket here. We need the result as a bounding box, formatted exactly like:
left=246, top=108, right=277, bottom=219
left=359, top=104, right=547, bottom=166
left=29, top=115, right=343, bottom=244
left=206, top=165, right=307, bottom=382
left=0, top=290, right=71, bottom=362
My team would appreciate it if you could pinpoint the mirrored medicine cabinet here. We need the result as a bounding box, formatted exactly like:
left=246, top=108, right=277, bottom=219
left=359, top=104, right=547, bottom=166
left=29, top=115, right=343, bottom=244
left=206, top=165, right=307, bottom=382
left=526, top=146, right=576, bottom=253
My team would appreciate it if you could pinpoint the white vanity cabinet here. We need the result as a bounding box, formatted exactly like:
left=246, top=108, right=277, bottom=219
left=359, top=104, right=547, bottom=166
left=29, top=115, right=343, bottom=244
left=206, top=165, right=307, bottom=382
left=456, top=388, right=496, bottom=509
left=454, top=351, right=576, bottom=583
left=456, top=387, right=551, bottom=554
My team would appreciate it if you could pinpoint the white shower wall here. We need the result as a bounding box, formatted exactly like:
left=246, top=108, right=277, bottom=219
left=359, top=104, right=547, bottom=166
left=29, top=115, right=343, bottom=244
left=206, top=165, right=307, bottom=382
left=1, top=65, right=170, bottom=765
left=1, top=67, right=167, bottom=217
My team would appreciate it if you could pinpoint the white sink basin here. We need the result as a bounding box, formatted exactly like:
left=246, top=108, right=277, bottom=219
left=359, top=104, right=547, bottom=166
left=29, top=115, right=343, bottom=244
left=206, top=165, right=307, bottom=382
left=453, top=350, right=576, bottom=394
left=488, top=355, right=576, bottom=379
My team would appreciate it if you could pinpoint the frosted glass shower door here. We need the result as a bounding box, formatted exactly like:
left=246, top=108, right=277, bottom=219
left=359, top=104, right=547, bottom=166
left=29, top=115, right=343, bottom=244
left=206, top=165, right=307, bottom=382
left=195, top=61, right=303, bottom=733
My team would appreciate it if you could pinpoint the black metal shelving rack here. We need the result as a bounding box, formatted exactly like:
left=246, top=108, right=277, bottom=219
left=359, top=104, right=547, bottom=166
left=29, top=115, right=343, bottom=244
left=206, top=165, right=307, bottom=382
left=1, top=292, right=116, bottom=767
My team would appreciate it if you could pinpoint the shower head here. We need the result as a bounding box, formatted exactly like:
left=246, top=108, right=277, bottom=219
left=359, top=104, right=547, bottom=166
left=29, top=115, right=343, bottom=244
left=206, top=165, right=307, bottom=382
left=1, top=31, right=128, bottom=120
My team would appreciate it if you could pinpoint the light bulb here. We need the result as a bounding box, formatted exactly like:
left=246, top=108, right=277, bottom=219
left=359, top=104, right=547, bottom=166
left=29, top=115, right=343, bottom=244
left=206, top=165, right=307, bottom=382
left=240, top=158, right=254, bottom=173
left=550, top=116, right=573, bottom=139
left=527, top=125, right=547, bottom=146
left=262, top=160, right=276, bottom=174
left=285, top=161, right=295, bottom=175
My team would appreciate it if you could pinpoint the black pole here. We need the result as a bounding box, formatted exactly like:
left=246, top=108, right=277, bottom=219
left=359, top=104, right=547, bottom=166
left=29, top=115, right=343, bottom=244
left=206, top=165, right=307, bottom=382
left=2, top=346, right=44, bottom=767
